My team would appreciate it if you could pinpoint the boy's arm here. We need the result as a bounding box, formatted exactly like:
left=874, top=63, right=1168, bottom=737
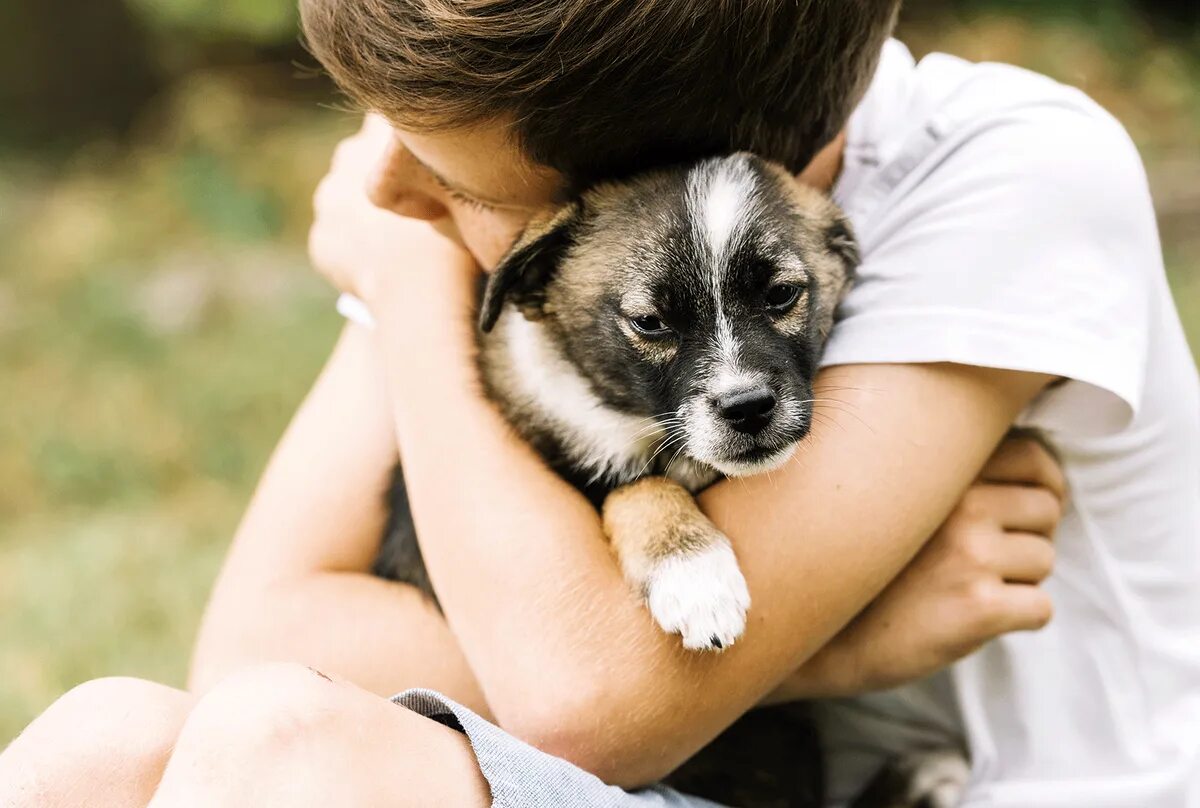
left=187, top=324, right=489, bottom=714
left=189, top=314, right=1056, bottom=721
left=369, top=253, right=1053, bottom=785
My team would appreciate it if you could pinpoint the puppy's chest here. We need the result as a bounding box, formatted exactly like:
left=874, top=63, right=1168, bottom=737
left=480, top=312, right=719, bottom=497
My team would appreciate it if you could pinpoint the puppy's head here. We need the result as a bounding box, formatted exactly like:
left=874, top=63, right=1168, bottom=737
left=481, top=153, right=858, bottom=477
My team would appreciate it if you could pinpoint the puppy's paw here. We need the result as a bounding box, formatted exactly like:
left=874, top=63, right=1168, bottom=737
left=904, top=749, right=970, bottom=808
left=645, top=539, right=750, bottom=652
left=852, top=748, right=970, bottom=808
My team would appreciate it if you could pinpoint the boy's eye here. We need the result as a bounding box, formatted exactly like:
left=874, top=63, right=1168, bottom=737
left=447, top=187, right=494, bottom=212
left=764, top=283, right=802, bottom=312
left=431, top=172, right=497, bottom=212
left=629, top=314, right=672, bottom=337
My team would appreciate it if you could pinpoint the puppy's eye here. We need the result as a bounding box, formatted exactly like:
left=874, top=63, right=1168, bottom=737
left=629, top=314, right=672, bottom=337
left=764, top=283, right=802, bottom=312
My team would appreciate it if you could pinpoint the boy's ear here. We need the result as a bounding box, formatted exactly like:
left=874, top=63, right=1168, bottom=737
left=479, top=201, right=581, bottom=333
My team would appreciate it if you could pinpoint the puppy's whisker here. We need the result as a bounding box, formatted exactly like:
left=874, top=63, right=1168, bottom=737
left=662, top=440, right=692, bottom=480
left=634, top=433, right=688, bottom=479
left=812, top=400, right=873, bottom=433
left=810, top=410, right=849, bottom=435
left=631, top=415, right=685, bottom=431
left=814, top=384, right=878, bottom=394
left=627, top=419, right=686, bottom=446
left=641, top=435, right=686, bottom=477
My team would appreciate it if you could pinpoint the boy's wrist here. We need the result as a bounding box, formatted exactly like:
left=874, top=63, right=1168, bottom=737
left=764, top=636, right=865, bottom=703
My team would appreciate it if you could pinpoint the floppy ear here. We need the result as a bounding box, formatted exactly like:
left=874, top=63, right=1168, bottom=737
left=478, top=202, right=581, bottom=333
left=825, top=217, right=861, bottom=278
left=811, top=213, right=861, bottom=341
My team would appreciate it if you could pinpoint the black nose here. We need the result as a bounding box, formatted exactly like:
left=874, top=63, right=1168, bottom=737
left=714, top=386, right=777, bottom=434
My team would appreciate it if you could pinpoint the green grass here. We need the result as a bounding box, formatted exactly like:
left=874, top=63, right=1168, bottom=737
left=2, top=16, right=1199, bottom=745
left=0, top=74, right=351, bottom=741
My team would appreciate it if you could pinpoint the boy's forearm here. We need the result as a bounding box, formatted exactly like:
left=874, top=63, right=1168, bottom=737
left=189, top=570, right=490, bottom=714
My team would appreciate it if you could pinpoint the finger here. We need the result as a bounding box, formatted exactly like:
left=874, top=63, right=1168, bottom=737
left=979, top=433, right=1067, bottom=504
left=991, top=584, right=1054, bottom=634
left=995, top=532, right=1056, bottom=584
left=967, top=483, right=1063, bottom=538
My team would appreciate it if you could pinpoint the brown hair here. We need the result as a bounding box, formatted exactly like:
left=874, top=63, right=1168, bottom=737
left=301, top=0, right=899, bottom=189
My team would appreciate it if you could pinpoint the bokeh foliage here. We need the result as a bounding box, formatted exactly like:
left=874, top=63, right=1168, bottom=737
left=1, top=0, right=1197, bottom=743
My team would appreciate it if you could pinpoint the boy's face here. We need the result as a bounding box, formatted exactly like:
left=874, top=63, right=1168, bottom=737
left=366, top=117, right=844, bottom=272
left=367, top=118, right=564, bottom=270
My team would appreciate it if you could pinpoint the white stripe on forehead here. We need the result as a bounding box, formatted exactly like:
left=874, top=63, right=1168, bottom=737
left=686, top=155, right=759, bottom=386
left=688, top=155, right=757, bottom=265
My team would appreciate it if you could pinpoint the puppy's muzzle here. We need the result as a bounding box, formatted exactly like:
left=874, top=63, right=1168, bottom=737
left=713, top=384, right=777, bottom=436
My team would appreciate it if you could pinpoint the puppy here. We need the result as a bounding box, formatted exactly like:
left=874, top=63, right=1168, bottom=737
left=373, top=152, right=969, bottom=808
left=375, top=152, right=857, bottom=651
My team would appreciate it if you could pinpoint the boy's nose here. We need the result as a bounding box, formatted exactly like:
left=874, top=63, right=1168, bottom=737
left=367, top=136, right=447, bottom=221
left=714, top=386, right=777, bottom=434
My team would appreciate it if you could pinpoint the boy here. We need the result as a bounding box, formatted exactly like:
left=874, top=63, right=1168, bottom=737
left=1, top=2, right=1195, bottom=806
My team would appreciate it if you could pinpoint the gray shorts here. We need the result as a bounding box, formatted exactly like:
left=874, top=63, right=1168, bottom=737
left=392, top=689, right=726, bottom=808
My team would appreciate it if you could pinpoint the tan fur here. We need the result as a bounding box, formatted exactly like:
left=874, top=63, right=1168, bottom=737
left=602, top=476, right=723, bottom=593
left=763, top=162, right=858, bottom=339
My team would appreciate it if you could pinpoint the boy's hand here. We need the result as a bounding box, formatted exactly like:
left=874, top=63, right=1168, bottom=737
left=769, top=433, right=1065, bottom=701
left=308, top=114, right=474, bottom=309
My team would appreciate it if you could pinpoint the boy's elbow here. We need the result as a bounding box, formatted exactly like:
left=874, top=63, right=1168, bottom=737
left=514, top=721, right=673, bottom=789
left=497, top=683, right=681, bottom=789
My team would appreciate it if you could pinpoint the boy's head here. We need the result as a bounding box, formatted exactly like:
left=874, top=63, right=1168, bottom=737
left=301, top=0, right=899, bottom=265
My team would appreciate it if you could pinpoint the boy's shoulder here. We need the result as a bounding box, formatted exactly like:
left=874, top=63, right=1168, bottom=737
left=843, top=39, right=1149, bottom=221
left=825, top=41, right=1166, bottom=440
left=838, top=39, right=1157, bottom=261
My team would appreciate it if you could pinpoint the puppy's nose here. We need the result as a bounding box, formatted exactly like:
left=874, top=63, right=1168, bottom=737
left=714, top=386, right=776, bottom=434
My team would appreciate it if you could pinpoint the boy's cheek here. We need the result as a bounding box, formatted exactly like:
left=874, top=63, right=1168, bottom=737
left=448, top=207, right=533, bottom=271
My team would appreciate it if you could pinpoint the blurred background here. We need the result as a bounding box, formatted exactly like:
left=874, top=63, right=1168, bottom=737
left=1, top=0, right=1197, bottom=742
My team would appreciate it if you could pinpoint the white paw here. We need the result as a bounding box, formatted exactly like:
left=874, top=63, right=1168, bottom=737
left=645, top=540, right=750, bottom=652
left=906, top=748, right=971, bottom=808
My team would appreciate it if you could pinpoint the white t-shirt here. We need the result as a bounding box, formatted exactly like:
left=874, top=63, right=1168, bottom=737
left=815, top=40, right=1200, bottom=807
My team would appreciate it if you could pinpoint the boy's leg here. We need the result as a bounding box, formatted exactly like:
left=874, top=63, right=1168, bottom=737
left=0, top=677, right=193, bottom=808
left=147, top=663, right=491, bottom=808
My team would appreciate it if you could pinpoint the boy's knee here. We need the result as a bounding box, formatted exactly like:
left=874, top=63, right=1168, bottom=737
left=173, top=663, right=354, bottom=771
left=1, top=677, right=186, bottom=792
left=39, top=677, right=185, bottom=754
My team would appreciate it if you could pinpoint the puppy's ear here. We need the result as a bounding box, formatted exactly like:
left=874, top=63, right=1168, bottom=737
left=825, top=218, right=860, bottom=276
left=811, top=213, right=860, bottom=340
left=479, top=202, right=581, bottom=333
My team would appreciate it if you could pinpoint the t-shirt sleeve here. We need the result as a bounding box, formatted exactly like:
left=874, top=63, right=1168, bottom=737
left=822, top=105, right=1160, bottom=437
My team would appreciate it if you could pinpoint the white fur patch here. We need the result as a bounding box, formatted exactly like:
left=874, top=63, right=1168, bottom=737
left=502, top=313, right=659, bottom=483
left=691, top=155, right=756, bottom=266
left=712, top=444, right=796, bottom=478
left=662, top=456, right=720, bottom=493
left=905, top=749, right=972, bottom=808
left=646, top=539, right=751, bottom=651
left=709, top=365, right=768, bottom=399
left=701, top=171, right=748, bottom=262
left=712, top=320, right=743, bottom=384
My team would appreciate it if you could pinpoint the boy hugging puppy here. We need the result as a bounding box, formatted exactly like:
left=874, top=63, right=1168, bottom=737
left=3, top=3, right=1191, bottom=808
left=302, top=0, right=1198, bottom=806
